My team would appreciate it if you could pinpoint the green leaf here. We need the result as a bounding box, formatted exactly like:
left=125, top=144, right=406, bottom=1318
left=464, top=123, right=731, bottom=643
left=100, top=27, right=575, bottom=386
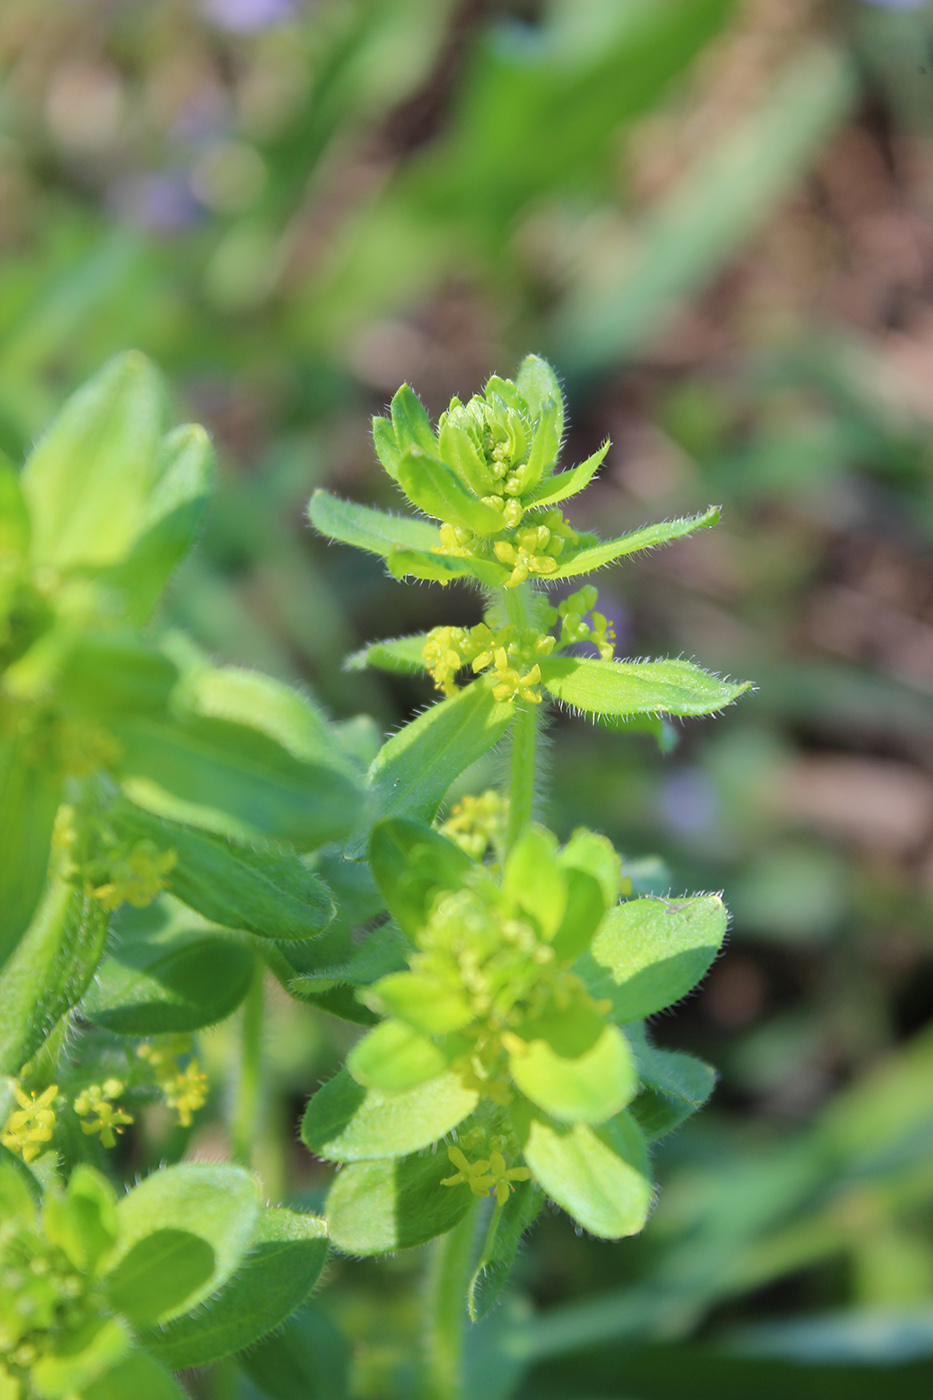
left=369, top=818, right=473, bottom=938
left=100, top=424, right=214, bottom=624
left=105, top=1229, right=216, bottom=1329
left=627, top=1028, right=716, bottom=1142
left=285, top=923, right=409, bottom=1026
left=386, top=544, right=510, bottom=587
left=301, top=1068, right=477, bottom=1163
left=579, top=894, right=728, bottom=1022
left=541, top=655, right=752, bottom=718
left=548, top=506, right=721, bottom=579
left=390, top=383, right=438, bottom=458
left=115, top=708, right=362, bottom=852
left=347, top=1018, right=453, bottom=1092
left=106, top=1163, right=260, bottom=1323
left=42, top=1166, right=119, bottom=1275
left=372, top=414, right=402, bottom=479
left=468, top=1179, right=544, bottom=1322
left=0, top=737, right=61, bottom=971
left=0, top=453, right=30, bottom=558
left=31, top=1316, right=131, bottom=1399
left=81, top=912, right=255, bottom=1035
left=559, top=828, right=622, bottom=907
left=398, top=449, right=506, bottom=535
left=55, top=631, right=178, bottom=717
left=83, top=1348, right=190, bottom=1400
left=344, top=633, right=430, bottom=675
left=526, top=441, right=609, bottom=510
left=438, top=419, right=496, bottom=497
left=508, top=1019, right=636, bottom=1125
left=0, top=873, right=108, bottom=1076
left=346, top=677, right=514, bottom=858
left=108, top=802, right=336, bottom=942
left=503, top=826, right=565, bottom=938
left=371, top=972, right=474, bottom=1035
left=515, top=355, right=565, bottom=442
left=513, top=1103, right=653, bottom=1239
left=308, top=489, right=440, bottom=557
left=550, top=868, right=607, bottom=963
left=144, top=1208, right=328, bottom=1369
left=21, top=351, right=168, bottom=571
left=326, top=1149, right=471, bottom=1255
left=236, top=1305, right=350, bottom=1400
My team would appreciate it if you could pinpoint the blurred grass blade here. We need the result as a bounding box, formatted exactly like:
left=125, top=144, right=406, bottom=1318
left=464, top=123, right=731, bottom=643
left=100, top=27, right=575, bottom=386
left=554, top=44, right=857, bottom=373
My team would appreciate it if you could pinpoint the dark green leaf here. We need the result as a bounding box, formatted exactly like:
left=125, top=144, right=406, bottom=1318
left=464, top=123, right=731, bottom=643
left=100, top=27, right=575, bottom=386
left=0, top=873, right=108, bottom=1076
left=145, top=1208, right=328, bottom=1369
left=105, top=1230, right=215, bottom=1328
left=468, top=1179, right=544, bottom=1322
left=108, top=802, right=336, bottom=942
left=236, top=1305, right=350, bottom=1400
left=82, top=913, right=254, bottom=1034
left=0, top=737, right=60, bottom=971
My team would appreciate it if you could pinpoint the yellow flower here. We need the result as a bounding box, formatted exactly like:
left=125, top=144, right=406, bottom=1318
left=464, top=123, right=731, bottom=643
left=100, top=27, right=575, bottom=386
left=0, top=1083, right=57, bottom=1164
left=441, top=1145, right=495, bottom=1198
left=440, top=1144, right=531, bottom=1205
left=74, top=1082, right=133, bottom=1148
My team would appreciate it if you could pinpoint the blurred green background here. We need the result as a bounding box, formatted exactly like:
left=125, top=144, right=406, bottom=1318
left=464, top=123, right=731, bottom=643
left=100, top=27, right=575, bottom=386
left=3, top=0, right=933, bottom=1395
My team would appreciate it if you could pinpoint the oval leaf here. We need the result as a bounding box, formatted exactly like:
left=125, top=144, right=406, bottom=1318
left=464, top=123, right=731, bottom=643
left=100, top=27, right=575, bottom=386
left=579, top=894, right=728, bottom=1022
left=542, top=655, right=751, bottom=718
left=326, top=1150, right=470, bottom=1255
left=513, top=1103, right=652, bottom=1240
left=508, top=1022, right=635, bottom=1124
left=301, top=1068, right=477, bottom=1163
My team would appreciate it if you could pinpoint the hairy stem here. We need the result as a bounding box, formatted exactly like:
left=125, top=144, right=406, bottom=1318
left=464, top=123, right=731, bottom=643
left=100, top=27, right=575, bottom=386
left=503, top=582, right=539, bottom=849
left=232, top=960, right=264, bottom=1167
left=424, top=1206, right=476, bottom=1400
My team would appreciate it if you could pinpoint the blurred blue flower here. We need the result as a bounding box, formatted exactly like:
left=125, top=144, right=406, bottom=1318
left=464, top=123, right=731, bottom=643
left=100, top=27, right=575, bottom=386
left=111, top=172, right=203, bottom=234
left=657, top=767, right=720, bottom=840
left=201, top=0, right=299, bottom=33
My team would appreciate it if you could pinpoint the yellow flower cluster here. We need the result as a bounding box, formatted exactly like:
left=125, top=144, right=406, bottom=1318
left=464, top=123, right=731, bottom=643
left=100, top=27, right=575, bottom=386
left=436, top=507, right=584, bottom=588
left=137, top=1039, right=208, bottom=1127
left=0, top=1084, right=57, bottom=1164
left=73, top=1080, right=133, bottom=1148
left=558, top=585, right=615, bottom=660
left=422, top=622, right=555, bottom=702
left=439, top=790, right=508, bottom=862
left=89, top=838, right=177, bottom=912
left=441, top=1142, right=531, bottom=1207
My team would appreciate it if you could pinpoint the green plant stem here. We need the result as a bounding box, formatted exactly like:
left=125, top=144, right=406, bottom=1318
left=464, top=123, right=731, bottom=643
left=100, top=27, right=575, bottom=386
left=232, top=960, right=264, bottom=1167
left=504, top=582, right=539, bottom=849
left=424, top=1206, right=476, bottom=1400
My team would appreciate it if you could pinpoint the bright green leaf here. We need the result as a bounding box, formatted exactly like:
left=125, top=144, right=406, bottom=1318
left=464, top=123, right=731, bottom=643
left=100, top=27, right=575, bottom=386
left=542, top=655, right=752, bottom=718
left=301, top=1068, right=477, bottom=1163
left=21, top=351, right=167, bottom=571
left=515, top=355, right=565, bottom=442
left=326, top=1149, right=471, bottom=1255
left=527, top=441, right=609, bottom=510
left=347, top=1018, right=453, bottom=1092
left=508, top=1022, right=635, bottom=1124
left=108, top=801, right=335, bottom=941
left=344, top=634, right=430, bottom=675
left=107, top=1163, right=259, bottom=1323
left=580, top=894, right=728, bottom=1022
left=514, top=1102, right=652, bottom=1239
left=503, top=825, right=565, bottom=938
left=390, top=383, right=437, bottom=458
left=369, top=818, right=473, bottom=938
left=31, top=1316, right=131, bottom=1399
left=346, top=678, right=514, bottom=857
left=398, top=449, right=506, bottom=536
left=548, top=505, right=721, bottom=579
left=386, top=544, right=509, bottom=587
left=308, top=489, right=440, bottom=557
